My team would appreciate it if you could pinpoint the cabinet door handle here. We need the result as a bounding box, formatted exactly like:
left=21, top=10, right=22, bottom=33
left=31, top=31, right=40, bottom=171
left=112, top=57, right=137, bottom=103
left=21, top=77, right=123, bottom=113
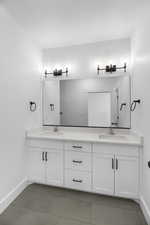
left=72, top=160, right=83, bottom=164
left=112, top=158, right=114, bottom=170
left=116, top=159, right=118, bottom=170
left=45, top=152, right=48, bottom=162
left=72, top=146, right=82, bottom=149
left=42, top=152, right=45, bottom=161
left=72, top=178, right=82, bottom=183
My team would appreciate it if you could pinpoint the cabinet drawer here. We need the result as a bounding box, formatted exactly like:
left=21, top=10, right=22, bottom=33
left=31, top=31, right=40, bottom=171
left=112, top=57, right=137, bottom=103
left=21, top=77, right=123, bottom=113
left=65, top=170, right=91, bottom=191
left=65, top=151, right=91, bottom=172
left=64, top=141, right=91, bottom=152
left=93, top=143, right=139, bottom=157
left=27, top=139, right=63, bottom=150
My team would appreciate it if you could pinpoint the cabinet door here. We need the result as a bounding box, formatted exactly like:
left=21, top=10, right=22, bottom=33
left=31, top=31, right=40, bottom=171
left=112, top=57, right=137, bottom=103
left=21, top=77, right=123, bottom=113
left=28, top=149, right=46, bottom=184
left=46, top=151, right=63, bottom=186
left=93, top=153, right=115, bottom=195
left=115, top=156, right=139, bottom=198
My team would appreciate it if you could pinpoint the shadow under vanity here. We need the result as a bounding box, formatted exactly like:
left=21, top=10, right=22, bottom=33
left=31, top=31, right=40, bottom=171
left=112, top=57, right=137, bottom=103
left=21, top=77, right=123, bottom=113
left=26, top=74, right=142, bottom=201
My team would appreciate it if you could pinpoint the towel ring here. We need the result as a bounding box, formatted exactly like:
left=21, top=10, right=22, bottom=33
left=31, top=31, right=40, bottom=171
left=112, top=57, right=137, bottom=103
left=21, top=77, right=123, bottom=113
left=29, top=101, right=37, bottom=112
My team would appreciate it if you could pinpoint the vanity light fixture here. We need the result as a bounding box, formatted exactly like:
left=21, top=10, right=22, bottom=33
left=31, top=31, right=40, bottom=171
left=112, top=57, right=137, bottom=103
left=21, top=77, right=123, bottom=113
left=97, top=63, right=127, bottom=74
left=45, top=68, right=68, bottom=78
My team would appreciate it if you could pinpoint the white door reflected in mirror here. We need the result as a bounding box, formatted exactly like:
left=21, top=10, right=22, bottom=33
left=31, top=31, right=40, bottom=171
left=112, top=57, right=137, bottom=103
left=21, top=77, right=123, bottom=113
left=88, top=92, right=111, bottom=127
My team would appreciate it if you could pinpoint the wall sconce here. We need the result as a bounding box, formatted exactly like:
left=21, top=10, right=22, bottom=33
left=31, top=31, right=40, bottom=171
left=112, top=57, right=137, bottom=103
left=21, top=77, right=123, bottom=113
left=97, top=63, right=127, bottom=74
left=45, top=68, right=68, bottom=78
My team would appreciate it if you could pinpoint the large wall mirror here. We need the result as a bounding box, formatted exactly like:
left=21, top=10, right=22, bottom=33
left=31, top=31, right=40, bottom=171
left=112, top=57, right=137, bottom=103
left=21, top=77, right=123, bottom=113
left=43, top=75, right=131, bottom=128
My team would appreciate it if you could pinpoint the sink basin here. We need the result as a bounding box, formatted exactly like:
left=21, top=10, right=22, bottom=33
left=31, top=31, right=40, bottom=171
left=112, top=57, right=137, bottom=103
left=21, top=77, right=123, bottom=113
left=99, top=134, right=127, bottom=140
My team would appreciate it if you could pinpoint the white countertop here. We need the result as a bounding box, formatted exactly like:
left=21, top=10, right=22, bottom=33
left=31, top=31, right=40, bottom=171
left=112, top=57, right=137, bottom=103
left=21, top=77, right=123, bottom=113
left=26, top=128, right=143, bottom=146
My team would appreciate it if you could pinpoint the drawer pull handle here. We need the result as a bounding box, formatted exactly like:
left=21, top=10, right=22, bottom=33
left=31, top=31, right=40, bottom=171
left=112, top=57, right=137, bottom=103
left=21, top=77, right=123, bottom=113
left=112, top=158, right=114, bottom=170
left=72, top=160, right=83, bottom=164
left=72, top=179, right=83, bottom=183
left=45, top=152, right=48, bottom=162
left=42, top=152, right=45, bottom=161
left=116, top=159, right=118, bottom=170
left=72, top=146, right=82, bottom=149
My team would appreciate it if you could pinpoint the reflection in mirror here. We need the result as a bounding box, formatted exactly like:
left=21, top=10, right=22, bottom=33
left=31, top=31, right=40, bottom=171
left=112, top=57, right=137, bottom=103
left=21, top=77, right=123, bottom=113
left=43, top=75, right=131, bottom=128
left=88, top=92, right=111, bottom=127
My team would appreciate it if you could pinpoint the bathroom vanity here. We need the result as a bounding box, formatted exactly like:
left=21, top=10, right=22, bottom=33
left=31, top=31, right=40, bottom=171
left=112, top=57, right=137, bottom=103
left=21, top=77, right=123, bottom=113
left=26, top=73, right=143, bottom=200
left=26, top=128, right=142, bottom=200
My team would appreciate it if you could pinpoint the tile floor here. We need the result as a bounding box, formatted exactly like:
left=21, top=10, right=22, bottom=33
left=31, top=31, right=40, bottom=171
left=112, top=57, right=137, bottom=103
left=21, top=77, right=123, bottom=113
left=0, top=184, right=147, bottom=225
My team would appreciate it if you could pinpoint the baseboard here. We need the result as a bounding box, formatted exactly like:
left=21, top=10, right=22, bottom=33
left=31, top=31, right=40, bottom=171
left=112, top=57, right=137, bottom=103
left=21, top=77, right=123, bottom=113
left=0, top=178, right=28, bottom=214
left=140, top=196, right=150, bottom=225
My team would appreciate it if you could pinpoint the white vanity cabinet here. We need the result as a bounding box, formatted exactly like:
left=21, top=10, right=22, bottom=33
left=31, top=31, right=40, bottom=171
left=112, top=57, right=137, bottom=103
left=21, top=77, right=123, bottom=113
left=27, top=139, right=63, bottom=186
left=93, top=153, right=115, bottom=195
left=114, top=155, right=139, bottom=198
left=28, top=149, right=46, bottom=184
left=26, top=136, right=140, bottom=200
left=46, top=150, right=63, bottom=186
left=93, top=143, right=139, bottom=199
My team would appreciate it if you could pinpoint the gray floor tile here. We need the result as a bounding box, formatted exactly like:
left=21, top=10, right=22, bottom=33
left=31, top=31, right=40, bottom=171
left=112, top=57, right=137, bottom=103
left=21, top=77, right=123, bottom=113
left=57, top=217, right=91, bottom=225
left=91, top=203, right=147, bottom=225
left=0, top=207, right=59, bottom=225
left=49, top=197, right=92, bottom=222
left=90, top=194, right=140, bottom=211
left=0, top=184, right=147, bottom=225
left=11, top=190, right=92, bottom=222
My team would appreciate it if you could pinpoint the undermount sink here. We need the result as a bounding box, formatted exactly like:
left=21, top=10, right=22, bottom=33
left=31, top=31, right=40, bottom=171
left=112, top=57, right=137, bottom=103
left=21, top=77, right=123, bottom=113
left=99, top=134, right=128, bottom=140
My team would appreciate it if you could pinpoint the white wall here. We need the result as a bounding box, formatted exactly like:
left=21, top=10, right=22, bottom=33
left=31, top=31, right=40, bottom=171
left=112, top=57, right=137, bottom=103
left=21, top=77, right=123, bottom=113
left=43, top=80, right=60, bottom=125
left=131, top=5, right=150, bottom=220
left=0, top=5, right=41, bottom=201
left=118, top=76, right=131, bottom=128
left=43, top=38, right=131, bottom=77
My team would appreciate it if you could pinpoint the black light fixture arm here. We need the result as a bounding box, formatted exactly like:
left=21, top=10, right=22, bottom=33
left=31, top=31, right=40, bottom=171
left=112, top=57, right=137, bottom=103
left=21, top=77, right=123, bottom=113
left=97, top=63, right=127, bottom=74
left=45, top=67, right=68, bottom=77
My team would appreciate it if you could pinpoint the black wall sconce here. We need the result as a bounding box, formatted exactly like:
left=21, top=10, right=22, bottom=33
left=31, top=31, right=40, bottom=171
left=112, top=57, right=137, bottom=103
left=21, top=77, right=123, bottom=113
left=45, top=68, right=68, bottom=78
left=97, top=63, right=127, bottom=74
left=130, top=99, right=141, bottom=112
